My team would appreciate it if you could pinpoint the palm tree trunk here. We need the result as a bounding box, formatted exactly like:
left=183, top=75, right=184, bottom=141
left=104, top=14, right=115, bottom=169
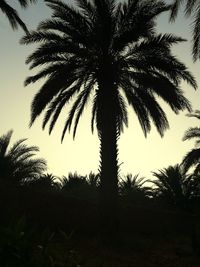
left=97, top=79, right=119, bottom=237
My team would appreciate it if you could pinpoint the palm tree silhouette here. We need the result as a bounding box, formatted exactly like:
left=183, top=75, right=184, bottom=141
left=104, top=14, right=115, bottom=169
left=0, top=130, right=47, bottom=184
left=170, top=0, right=200, bottom=61
left=152, top=164, right=198, bottom=209
left=0, top=0, right=37, bottom=33
left=25, top=173, right=60, bottom=191
left=182, top=110, right=200, bottom=174
left=119, top=174, right=151, bottom=200
left=21, top=0, right=196, bottom=232
left=61, top=172, right=87, bottom=191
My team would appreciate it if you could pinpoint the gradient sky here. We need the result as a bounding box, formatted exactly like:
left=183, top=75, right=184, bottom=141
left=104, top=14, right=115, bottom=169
left=0, top=0, right=200, bottom=179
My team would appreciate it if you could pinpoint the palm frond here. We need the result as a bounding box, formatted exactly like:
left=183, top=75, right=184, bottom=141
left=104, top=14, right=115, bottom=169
left=182, top=148, right=200, bottom=172
left=61, top=84, right=92, bottom=141
left=30, top=66, right=79, bottom=126
left=183, top=127, right=200, bottom=142
left=0, top=0, right=28, bottom=33
left=185, top=0, right=198, bottom=16
left=170, top=0, right=183, bottom=21
left=192, top=6, right=200, bottom=61
left=42, top=83, right=81, bottom=132
left=72, top=77, right=95, bottom=138
left=133, top=87, right=169, bottom=137
left=170, top=0, right=200, bottom=61
left=0, top=0, right=37, bottom=33
left=0, top=131, right=47, bottom=183
left=187, top=110, right=200, bottom=119
left=120, top=79, right=151, bottom=136
left=0, top=130, right=13, bottom=156
left=18, top=0, right=38, bottom=8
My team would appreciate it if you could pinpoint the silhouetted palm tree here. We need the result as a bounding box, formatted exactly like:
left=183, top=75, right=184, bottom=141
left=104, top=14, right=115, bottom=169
left=21, top=0, right=196, bottom=231
left=182, top=110, right=200, bottom=174
left=61, top=172, right=87, bottom=191
left=152, top=164, right=199, bottom=209
left=119, top=174, right=151, bottom=200
left=60, top=172, right=99, bottom=200
left=0, top=0, right=37, bottom=33
left=0, top=130, right=47, bottom=184
left=170, top=0, right=200, bottom=61
left=25, top=173, right=60, bottom=190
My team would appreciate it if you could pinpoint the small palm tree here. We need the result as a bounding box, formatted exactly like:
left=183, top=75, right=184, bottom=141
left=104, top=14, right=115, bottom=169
left=60, top=172, right=100, bottom=201
left=182, top=110, right=200, bottom=174
left=170, top=0, right=200, bottom=61
left=25, top=173, right=60, bottom=190
left=0, top=0, right=37, bottom=33
left=119, top=174, right=151, bottom=200
left=0, top=130, right=47, bottom=184
left=152, top=164, right=199, bottom=209
left=60, top=172, right=87, bottom=191
left=21, top=0, right=196, bottom=231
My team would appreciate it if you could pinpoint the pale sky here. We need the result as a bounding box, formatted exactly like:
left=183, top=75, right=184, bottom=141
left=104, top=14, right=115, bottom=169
left=0, top=0, right=200, bottom=179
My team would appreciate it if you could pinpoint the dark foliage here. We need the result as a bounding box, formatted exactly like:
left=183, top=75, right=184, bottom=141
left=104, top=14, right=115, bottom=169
left=182, top=110, right=200, bottom=174
left=152, top=164, right=200, bottom=210
left=170, top=0, right=200, bottom=61
left=0, top=0, right=37, bottom=33
left=0, top=130, right=47, bottom=185
left=119, top=174, right=152, bottom=202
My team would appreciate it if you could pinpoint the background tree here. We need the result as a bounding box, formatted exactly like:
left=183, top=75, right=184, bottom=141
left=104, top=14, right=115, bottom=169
left=119, top=174, right=151, bottom=201
left=24, top=173, right=60, bottom=191
left=60, top=172, right=99, bottom=201
left=0, top=0, right=37, bottom=33
left=182, top=110, right=200, bottom=174
left=152, top=164, right=199, bottom=209
left=170, top=0, right=200, bottom=61
left=21, top=0, right=196, bottom=233
left=0, top=130, right=47, bottom=185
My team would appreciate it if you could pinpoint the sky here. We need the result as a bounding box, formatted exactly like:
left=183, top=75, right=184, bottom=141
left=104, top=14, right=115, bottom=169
left=0, top=0, right=200, bottom=180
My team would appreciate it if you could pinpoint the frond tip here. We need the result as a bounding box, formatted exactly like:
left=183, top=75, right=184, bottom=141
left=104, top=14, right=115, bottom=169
left=0, top=0, right=38, bottom=33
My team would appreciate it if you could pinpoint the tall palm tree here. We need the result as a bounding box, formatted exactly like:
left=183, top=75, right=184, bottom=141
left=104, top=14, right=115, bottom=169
left=182, top=110, right=200, bottom=174
left=0, top=130, right=47, bottom=184
left=0, top=0, right=37, bottom=33
left=21, top=0, right=196, bottom=231
left=170, top=0, right=200, bottom=61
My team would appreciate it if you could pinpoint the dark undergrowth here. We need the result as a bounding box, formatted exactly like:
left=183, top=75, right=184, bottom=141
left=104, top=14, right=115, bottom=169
left=0, top=184, right=200, bottom=267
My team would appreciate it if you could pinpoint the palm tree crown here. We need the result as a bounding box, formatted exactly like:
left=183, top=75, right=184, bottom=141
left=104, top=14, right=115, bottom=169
left=0, top=0, right=37, bottom=33
left=0, top=130, right=47, bottom=184
left=152, top=164, right=199, bottom=208
left=21, top=0, right=196, bottom=139
left=119, top=174, right=151, bottom=199
left=170, top=0, right=200, bottom=61
left=21, top=0, right=196, bottom=232
left=182, top=110, right=200, bottom=174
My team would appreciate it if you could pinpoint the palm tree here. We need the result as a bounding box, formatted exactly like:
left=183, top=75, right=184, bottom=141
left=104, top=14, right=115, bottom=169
left=119, top=174, right=151, bottom=200
left=0, top=130, right=47, bottom=184
left=152, top=164, right=199, bottom=209
left=60, top=172, right=87, bottom=191
left=60, top=172, right=99, bottom=200
left=0, top=0, right=37, bottom=33
left=25, top=173, right=60, bottom=190
left=182, top=110, right=200, bottom=174
left=21, top=0, right=196, bottom=232
left=170, top=0, right=200, bottom=61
